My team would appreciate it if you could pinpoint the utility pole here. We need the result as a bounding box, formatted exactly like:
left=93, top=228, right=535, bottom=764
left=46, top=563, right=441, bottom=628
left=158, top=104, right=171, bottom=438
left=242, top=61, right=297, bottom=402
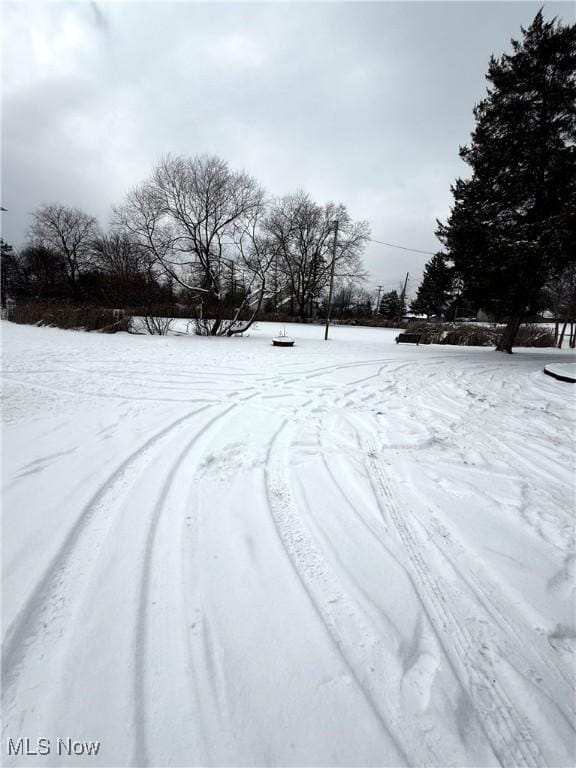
left=374, top=285, right=384, bottom=316
left=324, top=220, right=339, bottom=341
left=400, top=271, right=409, bottom=316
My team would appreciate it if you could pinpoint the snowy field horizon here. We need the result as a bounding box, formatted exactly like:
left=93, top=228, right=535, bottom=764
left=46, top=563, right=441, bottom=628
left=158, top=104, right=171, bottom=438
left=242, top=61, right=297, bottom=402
left=2, top=319, right=575, bottom=767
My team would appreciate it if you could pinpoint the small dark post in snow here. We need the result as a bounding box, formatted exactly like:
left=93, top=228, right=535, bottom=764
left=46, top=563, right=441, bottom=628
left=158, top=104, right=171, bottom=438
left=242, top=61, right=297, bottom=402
left=324, top=220, right=339, bottom=341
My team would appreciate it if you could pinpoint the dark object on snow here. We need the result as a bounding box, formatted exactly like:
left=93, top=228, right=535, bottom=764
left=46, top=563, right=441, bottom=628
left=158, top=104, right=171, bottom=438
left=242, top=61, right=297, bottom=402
left=396, top=333, right=421, bottom=345
left=544, top=365, right=576, bottom=383
left=273, top=327, right=295, bottom=347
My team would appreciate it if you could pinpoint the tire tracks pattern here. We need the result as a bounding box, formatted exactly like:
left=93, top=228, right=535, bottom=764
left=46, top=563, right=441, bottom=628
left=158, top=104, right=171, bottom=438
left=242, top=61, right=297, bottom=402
left=131, top=404, right=237, bottom=767
left=363, top=437, right=545, bottom=768
left=2, top=406, right=212, bottom=736
left=264, top=421, right=438, bottom=767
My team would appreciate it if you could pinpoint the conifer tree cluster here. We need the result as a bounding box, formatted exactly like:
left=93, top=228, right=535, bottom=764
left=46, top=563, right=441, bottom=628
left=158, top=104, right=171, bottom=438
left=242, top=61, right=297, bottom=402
left=410, top=253, right=454, bottom=318
left=436, top=11, right=576, bottom=351
left=378, top=289, right=404, bottom=319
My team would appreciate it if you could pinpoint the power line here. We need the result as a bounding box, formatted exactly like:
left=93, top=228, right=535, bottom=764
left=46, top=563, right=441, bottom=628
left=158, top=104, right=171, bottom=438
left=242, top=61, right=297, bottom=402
left=369, top=238, right=436, bottom=256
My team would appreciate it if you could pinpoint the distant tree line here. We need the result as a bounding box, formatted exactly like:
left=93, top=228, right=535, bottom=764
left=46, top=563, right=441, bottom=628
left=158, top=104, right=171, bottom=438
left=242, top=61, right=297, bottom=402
left=1, top=159, right=371, bottom=336
left=410, top=12, right=576, bottom=351
left=4, top=12, right=574, bottom=347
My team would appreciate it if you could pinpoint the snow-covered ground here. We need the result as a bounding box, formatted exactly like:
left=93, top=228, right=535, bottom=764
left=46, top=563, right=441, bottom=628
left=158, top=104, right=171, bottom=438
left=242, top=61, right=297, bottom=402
left=2, top=320, right=575, bottom=767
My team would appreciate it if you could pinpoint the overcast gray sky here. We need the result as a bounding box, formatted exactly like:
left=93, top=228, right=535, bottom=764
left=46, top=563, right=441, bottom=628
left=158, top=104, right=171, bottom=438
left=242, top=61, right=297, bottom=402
left=2, top=1, right=574, bottom=294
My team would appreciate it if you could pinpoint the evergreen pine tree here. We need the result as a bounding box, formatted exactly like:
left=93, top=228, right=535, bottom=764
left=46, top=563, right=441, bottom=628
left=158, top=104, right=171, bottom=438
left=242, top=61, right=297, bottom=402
left=379, top=290, right=401, bottom=318
left=411, top=253, right=454, bottom=318
left=437, top=11, right=576, bottom=351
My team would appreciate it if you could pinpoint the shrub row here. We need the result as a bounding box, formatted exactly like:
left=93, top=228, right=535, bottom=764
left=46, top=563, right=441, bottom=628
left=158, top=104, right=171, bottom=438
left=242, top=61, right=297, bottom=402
left=339, top=317, right=408, bottom=328
left=253, top=313, right=408, bottom=328
left=405, top=321, right=555, bottom=347
left=5, top=301, right=130, bottom=333
left=4, top=302, right=556, bottom=347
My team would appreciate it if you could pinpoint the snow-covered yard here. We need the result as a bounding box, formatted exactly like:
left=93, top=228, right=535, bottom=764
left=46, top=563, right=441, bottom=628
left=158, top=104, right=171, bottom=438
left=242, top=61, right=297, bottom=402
left=2, top=320, right=575, bottom=767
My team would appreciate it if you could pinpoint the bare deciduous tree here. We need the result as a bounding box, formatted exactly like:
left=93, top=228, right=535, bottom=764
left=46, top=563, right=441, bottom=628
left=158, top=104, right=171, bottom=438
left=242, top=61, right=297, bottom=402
left=113, top=154, right=267, bottom=335
left=18, top=245, right=68, bottom=299
left=223, top=205, right=277, bottom=335
left=92, top=232, right=155, bottom=306
left=92, top=232, right=149, bottom=282
left=29, top=204, right=98, bottom=297
left=265, top=191, right=369, bottom=319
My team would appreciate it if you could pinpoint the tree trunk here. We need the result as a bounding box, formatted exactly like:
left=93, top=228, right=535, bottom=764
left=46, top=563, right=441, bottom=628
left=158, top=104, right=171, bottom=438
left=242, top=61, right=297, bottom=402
left=228, top=284, right=266, bottom=337
left=558, top=321, right=568, bottom=349
left=209, top=285, right=223, bottom=336
left=495, top=314, right=522, bottom=353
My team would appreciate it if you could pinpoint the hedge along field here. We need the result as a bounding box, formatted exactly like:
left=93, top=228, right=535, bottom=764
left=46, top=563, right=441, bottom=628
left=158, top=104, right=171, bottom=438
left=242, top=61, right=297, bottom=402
left=406, top=320, right=556, bottom=347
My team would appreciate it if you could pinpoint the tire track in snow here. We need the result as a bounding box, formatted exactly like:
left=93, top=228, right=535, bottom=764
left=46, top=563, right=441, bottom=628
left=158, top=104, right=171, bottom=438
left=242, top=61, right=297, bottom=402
left=363, top=439, right=545, bottom=768
left=263, top=421, right=422, bottom=767
left=310, top=424, right=473, bottom=763
left=430, top=370, right=575, bottom=549
left=293, top=354, right=474, bottom=387
left=1, top=373, right=217, bottom=405
left=343, top=360, right=574, bottom=748
left=411, top=500, right=576, bottom=710
left=131, top=404, right=237, bottom=768
left=429, top=512, right=575, bottom=727
left=1, top=406, right=212, bottom=733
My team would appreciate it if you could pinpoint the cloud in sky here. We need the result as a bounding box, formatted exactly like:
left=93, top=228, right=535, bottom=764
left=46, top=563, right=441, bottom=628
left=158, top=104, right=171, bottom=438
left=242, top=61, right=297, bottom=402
left=2, top=1, right=573, bottom=293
